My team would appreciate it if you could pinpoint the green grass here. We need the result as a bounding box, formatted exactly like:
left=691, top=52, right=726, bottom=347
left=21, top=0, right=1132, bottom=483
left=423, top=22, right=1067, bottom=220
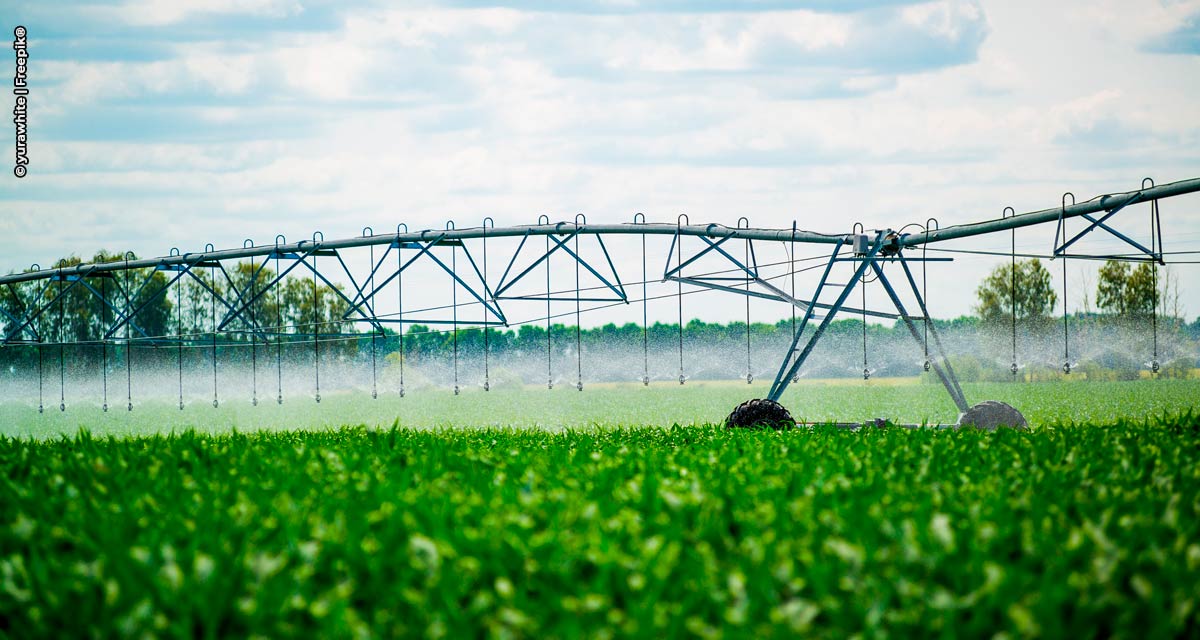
left=3, top=416, right=1200, bottom=638
left=3, top=378, right=1200, bottom=438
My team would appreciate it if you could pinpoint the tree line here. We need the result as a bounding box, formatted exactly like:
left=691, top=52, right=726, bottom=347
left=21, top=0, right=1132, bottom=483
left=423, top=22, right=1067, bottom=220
left=974, top=257, right=1180, bottom=328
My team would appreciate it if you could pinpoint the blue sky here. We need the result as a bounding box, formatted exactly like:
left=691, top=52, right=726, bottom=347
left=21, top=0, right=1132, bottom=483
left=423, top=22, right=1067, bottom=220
left=4, top=0, right=1200, bottom=321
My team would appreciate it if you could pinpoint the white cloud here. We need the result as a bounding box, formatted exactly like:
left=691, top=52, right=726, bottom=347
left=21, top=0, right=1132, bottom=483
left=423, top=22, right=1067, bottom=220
left=117, top=0, right=304, bottom=26
left=5, top=0, right=1200, bottom=322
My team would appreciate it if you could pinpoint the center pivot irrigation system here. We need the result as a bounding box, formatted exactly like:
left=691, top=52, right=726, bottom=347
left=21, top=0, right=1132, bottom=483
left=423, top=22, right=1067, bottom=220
left=2, top=176, right=1198, bottom=428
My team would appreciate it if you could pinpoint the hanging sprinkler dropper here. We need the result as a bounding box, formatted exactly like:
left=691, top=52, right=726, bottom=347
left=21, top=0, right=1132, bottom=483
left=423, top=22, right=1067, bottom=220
left=636, top=213, right=650, bottom=386
left=575, top=214, right=586, bottom=392
left=1144, top=178, right=1163, bottom=375
left=677, top=214, right=688, bottom=385
left=739, top=217, right=753, bottom=385
left=922, top=218, right=939, bottom=374
left=1058, top=193, right=1075, bottom=375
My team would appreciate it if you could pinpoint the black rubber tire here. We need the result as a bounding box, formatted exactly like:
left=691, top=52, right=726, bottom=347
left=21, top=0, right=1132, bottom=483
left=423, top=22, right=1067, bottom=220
left=725, top=398, right=796, bottom=430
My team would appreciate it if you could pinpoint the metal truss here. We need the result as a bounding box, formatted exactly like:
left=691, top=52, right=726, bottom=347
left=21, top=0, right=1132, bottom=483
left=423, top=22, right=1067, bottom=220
left=1, top=176, right=1198, bottom=412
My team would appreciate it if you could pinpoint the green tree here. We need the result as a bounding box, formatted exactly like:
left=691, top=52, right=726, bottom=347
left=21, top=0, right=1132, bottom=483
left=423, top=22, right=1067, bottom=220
left=975, top=258, right=1057, bottom=326
left=1123, top=262, right=1159, bottom=316
left=1096, top=260, right=1130, bottom=315
left=0, top=252, right=173, bottom=344
left=1096, top=260, right=1159, bottom=317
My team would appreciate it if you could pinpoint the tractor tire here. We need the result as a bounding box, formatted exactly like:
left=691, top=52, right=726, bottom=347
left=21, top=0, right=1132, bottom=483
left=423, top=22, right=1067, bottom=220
left=725, top=398, right=796, bottom=430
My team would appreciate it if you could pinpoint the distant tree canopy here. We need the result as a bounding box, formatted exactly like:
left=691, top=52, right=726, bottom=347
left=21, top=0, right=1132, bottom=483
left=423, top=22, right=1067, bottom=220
left=1096, top=260, right=1159, bottom=317
left=0, top=252, right=347, bottom=343
left=974, top=258, right=1057, bottom=326
left=0, top=251, right=174, bottom=342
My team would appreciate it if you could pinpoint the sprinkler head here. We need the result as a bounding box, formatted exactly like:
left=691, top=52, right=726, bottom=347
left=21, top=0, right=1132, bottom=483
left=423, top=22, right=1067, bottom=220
left=678, top=373, right=686, bottom=385
left=641, top=375, right=649, bottom=386
left=1010, top=362, right=1019, bottom=375
left=548, top=379, right=554, bottom=390
left=371, top=389, right=377, bottom=400
left=454, top=385, right=460, bottom=396
left=1152, top=360, right=1161, bottom=373
left=483, top=381, right=490, bottom=392
left=576, top=381, right=583, bottom=392
left=102, top=403, right=108, bottom=412
left=213, top=399, right=219, bottom=408
left=59, top=403, right=65, bottom=412
left=127, top=402, right=133, bottom=412
left=252, top=397, right=259, bottom=406
left=863, top=368, right=871, bottom=381
left=746, top=373, right=754, bottom=384
left=179, top=401, right=184, bottom=410
left=38, top=404, right=43, bottom=414
left=398, top=387, right=405, bottom=398
left=315, top=394, right=321, bottom=403
left=277, top=394, right=284, bottom=404
left=1062, top=362, right=1072, bottom=375
left=923, top=360, right=931, bottom=372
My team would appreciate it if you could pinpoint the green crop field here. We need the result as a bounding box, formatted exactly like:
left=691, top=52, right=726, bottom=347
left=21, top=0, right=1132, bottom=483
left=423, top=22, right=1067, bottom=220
left=4, top=378, right=1200, bottom=439
left=2, top=380, right=1199, bottom=638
